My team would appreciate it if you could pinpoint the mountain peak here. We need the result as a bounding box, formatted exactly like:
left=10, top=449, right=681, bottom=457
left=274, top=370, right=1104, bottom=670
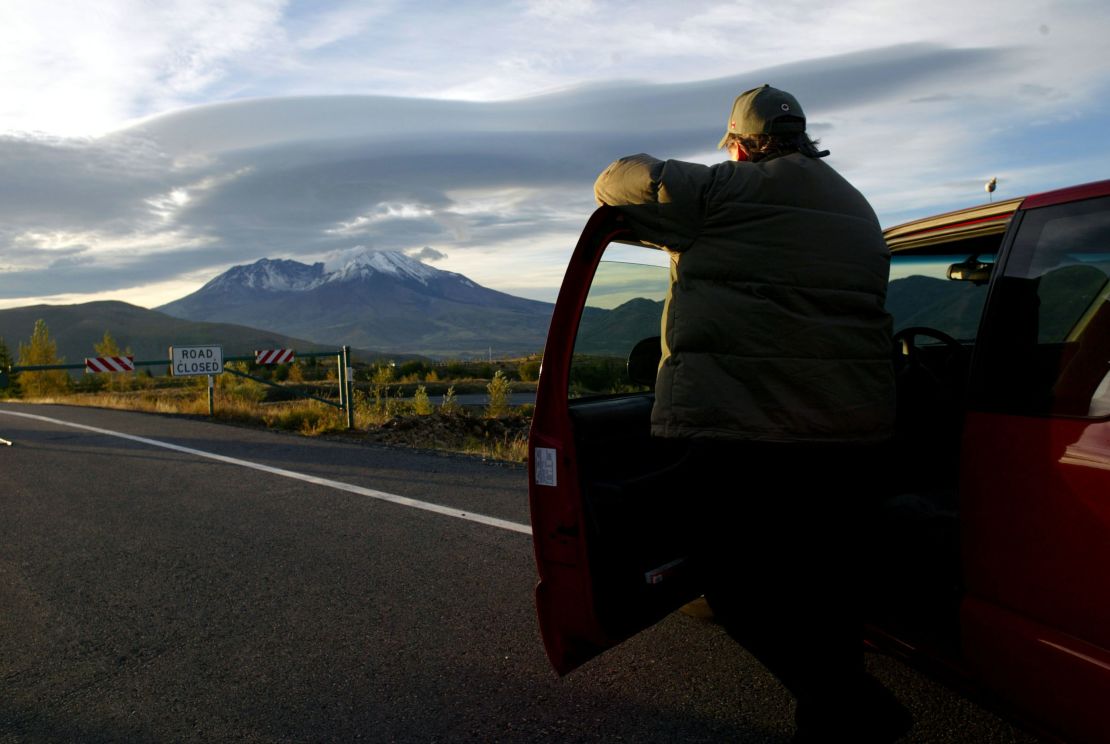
left=198, top=250, right=450, bottom=294
left=205, top=257, right=325, bottom=292
left=155, top=248, right=554, bottom=356
left=322, top=249, right=439, bottom=286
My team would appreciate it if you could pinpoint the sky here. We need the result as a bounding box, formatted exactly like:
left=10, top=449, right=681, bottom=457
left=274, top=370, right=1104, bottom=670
left=1, top=0, right=1109, bottom=310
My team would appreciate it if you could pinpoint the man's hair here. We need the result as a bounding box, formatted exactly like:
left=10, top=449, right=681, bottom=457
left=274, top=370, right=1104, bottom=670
left=727, top=131, right=829, bottom=161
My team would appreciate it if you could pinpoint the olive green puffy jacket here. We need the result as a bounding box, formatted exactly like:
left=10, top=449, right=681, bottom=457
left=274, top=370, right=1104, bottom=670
left=594, top=152, right=894, bottom=443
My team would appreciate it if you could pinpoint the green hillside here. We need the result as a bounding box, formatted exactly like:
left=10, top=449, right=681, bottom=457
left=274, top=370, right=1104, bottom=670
left=0, top=301, right=383, bottom=368
left=575, top=297, right=664, bottom=356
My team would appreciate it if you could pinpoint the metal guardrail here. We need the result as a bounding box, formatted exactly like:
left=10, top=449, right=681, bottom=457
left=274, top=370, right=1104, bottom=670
left=2, top=347, right=357, bottom=429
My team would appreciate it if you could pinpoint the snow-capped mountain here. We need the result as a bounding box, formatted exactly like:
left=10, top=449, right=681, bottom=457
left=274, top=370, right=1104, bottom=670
left=196, top=251, right=472, bottom=293
left=157, top=250, right=551, bottom=357
left=202, top=258, right=327, bottom=293
left=322, top=250, right=461, bottom=287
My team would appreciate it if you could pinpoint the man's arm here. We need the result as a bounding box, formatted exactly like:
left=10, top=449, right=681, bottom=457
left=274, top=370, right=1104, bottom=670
left=593, top=154, right=712, bottom=252
left=594, top=154, right=666, bottom=207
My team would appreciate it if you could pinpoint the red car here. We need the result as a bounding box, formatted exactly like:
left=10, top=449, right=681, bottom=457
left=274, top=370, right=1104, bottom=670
left=528, top=179, right=1110, bottom=743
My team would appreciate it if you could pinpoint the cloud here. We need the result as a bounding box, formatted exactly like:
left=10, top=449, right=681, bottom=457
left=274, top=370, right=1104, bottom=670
left=0, top=0, right=286, bottom=136
left=1, top=39, right=1109, bottom=308
left=408, top=247, right=447, bottom=262
left=289, top=3, right=393, bottom=52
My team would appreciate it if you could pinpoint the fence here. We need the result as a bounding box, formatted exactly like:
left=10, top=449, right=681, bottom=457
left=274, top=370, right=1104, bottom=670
left=1, top=346, right=357, bottom=429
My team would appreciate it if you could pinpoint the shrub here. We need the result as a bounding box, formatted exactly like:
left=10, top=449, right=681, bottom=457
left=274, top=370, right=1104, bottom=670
left=486, top=370, right=511, bottom=418
left=371, top=364, right=394, bottom=414
left=412, top=385, right=433, bottom=415
left=441, top=385, right=460, bottom=413
left=262, top=401, right=343, bottom=435
left=216, top=362, right=266, bottom=403
left=518, top=359, right=541, bottom=382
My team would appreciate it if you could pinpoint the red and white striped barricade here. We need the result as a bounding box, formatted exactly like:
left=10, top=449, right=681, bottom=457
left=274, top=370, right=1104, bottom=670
left=255, top=348, right=295, bottom=365
left=85, top=356, right=135, bottom=373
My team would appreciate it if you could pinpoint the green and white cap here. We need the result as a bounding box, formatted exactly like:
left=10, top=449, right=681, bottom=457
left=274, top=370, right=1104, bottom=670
left=717, top=84, right=807, bottom=148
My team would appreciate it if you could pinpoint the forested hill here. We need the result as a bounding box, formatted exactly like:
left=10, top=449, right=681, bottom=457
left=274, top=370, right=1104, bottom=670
left=0, top=301, right=355, bottom=367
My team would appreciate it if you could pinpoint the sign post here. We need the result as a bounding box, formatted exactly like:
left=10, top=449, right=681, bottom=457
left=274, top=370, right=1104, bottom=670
left=170, top=345, right=224, bottom=417
left=343, top=346, right=354, bottom=429
left=1, top=366, right=11, bottom=443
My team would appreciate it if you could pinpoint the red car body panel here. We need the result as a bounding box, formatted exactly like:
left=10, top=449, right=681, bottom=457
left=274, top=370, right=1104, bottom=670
left=961, top=413, right=1110, bottom=744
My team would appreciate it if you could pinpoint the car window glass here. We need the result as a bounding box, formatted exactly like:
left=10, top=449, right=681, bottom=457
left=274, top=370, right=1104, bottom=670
left=973, top=195, right=1110, bottom=417
left=887, top=253, right=996, bottom=342
left=568, top=244, right=669, bottom=399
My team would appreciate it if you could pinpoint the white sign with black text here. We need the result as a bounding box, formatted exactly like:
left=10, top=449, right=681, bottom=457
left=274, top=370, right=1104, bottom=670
left=170, top=345, right=224, bottom=377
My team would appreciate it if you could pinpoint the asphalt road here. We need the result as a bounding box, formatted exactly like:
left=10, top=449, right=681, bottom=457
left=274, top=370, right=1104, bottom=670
left=0, top=403, right=1038, bottom=743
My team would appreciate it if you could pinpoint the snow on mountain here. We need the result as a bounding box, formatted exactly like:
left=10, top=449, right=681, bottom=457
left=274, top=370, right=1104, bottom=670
left=204, top=258, right=325, bottom=292
left=321, top=249, right=443, bottom=286
left=203, top=249, right=462, bottom=293
left=156, top=247, right=552, bottom=356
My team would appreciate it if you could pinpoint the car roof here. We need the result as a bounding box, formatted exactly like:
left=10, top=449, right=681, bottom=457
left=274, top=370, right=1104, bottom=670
left=1021, top=178, right=1110, bottom=209
left=883, top=198, right=1022, bottom=253
left=884, top=179, right=1110, bottom=253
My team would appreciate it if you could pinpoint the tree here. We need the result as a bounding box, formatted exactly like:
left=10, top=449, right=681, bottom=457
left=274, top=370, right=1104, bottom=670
left=370, top=364, right=394, bottom=414
left=412, top=385, right=433, bottom=415
left=485, top=370, right=511, bottom=418
left=0, top=337, right=14, bottom=398
left=17, top=320, right=69, bottom=397
left=93, top=330, right=133, bottom=392
left=518, top=358, right=541, bottom=382
left=441, top=385, right=460, bottom=414
left=94, top=329, right=121, bottom=358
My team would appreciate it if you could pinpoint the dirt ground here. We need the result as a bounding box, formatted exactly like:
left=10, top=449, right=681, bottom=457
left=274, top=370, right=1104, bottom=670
left=361, top=409, right=531, bottom=461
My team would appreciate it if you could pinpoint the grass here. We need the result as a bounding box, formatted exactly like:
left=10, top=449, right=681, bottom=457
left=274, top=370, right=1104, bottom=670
left=469, top=431, right=529, bottom=462
left=22, top=386, right=530, bottom=463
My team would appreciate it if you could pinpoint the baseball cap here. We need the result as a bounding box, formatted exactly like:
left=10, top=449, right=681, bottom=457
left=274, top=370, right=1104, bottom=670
left=717, top=84, right=807, bottom=148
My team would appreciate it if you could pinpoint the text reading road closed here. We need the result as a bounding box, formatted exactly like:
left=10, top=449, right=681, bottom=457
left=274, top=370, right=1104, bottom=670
left=170, top=345, right=224, bottom=377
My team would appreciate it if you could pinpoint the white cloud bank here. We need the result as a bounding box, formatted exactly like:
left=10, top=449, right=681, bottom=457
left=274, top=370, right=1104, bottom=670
left=0, top=1, right=1108, bottom=308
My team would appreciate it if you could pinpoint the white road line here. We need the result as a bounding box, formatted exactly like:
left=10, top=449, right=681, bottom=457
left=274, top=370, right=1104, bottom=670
left=0, top=409, right=533, bottom=535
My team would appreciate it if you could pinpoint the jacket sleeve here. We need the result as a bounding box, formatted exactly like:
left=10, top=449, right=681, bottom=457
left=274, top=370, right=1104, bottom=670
left=593, top=154, right=711, bottom=252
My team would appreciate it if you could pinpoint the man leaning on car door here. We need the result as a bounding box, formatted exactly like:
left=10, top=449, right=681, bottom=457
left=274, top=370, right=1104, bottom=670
left=593, top=84, right=908, bottom=743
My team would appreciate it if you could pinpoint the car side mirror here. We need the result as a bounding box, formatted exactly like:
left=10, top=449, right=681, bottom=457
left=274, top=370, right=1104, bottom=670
left=947, top=256, right=993, bottom=285
left=627, top=336, right=661, bottom=389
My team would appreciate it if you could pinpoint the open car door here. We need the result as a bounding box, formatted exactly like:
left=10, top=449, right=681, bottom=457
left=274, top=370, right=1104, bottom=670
left=528, top=207, right=702, bottom=675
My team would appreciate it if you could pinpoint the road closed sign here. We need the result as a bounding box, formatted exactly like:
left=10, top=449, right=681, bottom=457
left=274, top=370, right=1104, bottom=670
left=170, top=345, right=224, bottom=377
